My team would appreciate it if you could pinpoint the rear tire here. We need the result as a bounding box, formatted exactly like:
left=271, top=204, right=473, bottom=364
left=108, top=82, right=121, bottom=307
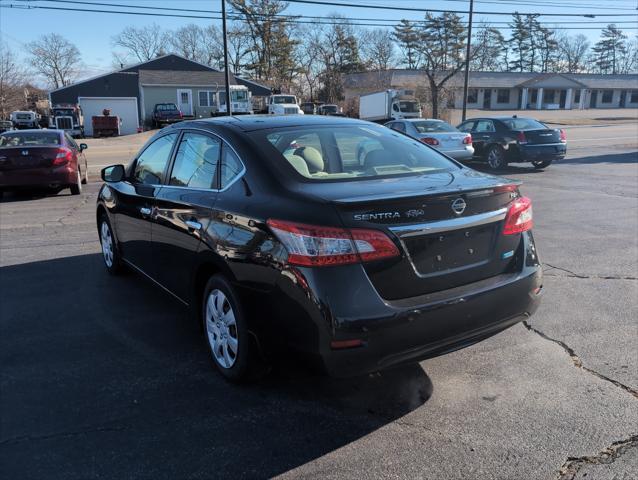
left=486, top=145, right=507, bottom=170
left=99, top=215, right=124, bottom=274
left=202, top=275, right=258, bottom=382
left=532, top=159, right=553, bottom=169
left=70, top=169, right=82, bottom=195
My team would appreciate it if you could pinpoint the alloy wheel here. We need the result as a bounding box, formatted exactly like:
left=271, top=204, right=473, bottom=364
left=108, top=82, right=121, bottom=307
left=205, top=289, right=238, bottom=369
left=487, top=148, right=504, bottom=169
left=100, top=221, right=114, bottom=267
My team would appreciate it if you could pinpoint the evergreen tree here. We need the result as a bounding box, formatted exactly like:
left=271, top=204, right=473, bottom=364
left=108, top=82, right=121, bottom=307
left=393, top=20, right=421, bottom=69
left=508, top=13, right=531, bottom=72
left=592, top=25, right=627, bottom=74
left=417, top=12, right=467, bottom=118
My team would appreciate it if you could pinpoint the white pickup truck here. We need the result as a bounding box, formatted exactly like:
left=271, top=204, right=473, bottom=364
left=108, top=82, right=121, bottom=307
left=268, top=94, right=303, bottom=115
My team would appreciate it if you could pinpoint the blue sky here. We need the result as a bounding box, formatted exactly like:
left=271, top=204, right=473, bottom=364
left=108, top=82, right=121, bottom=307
left=2, top=0, right=637, bottom=80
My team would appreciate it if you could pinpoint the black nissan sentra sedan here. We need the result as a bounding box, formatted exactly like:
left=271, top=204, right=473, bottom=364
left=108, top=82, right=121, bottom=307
left=97, top=115, right=542, bottom=381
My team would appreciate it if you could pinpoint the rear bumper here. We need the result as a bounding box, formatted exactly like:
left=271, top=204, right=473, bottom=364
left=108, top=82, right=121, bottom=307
left=0, top=165, right=76, bottom=189
left=266, top=231, right=542, bottom=377
left=515, top=143, right=566, bottom=162
left=441, top=147, right=474, bottom=161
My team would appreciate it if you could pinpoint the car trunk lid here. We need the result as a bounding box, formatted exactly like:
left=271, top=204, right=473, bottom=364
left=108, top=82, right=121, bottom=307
left=520, top=128, right=561, bottom=144
left=0, top=146, right=61, bottom=171
left=292, top=170, right=523, bottom=300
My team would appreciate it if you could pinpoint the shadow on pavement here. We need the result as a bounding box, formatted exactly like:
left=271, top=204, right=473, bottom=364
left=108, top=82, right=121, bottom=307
left=0, top=189, right=71, bottom=203
left=557, top=150, right=637, bottom=165
left=0, top=254, right=432, bottom=479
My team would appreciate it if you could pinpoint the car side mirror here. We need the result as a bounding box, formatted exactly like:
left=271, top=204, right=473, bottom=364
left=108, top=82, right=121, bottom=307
left=101, top=164, right=125, bottom=183
left=79, top=143, right=88, bottom=151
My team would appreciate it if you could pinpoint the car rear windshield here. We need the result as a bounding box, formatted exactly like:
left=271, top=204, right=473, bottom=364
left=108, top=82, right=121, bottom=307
left=501, top=118, right=547, bottom=130
left=0, top=132, right=61, bottom=147
left=323, top=105, right=338, bottom=113
left=412, top=120, right=456, bottom=133
left=253, top=125, right=459, bottom=182
left=157, top=104, right=178, bottom=111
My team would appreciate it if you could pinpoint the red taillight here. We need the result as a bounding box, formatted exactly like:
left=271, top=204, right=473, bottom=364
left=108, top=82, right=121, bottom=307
left=503, top=197, right=533, bottom=235
left=266, top=219, right=400, bottom=267
left=559, top=129, right=566, bottom=143
left=53, top=147, right=73, bottom=166
left=463, top=134, right=472, bottom=145
left=330, top=339, right=364, bottom=350
left=420, top=137, right=439, bottom=146
left=517, top=131, right=528, bottom=145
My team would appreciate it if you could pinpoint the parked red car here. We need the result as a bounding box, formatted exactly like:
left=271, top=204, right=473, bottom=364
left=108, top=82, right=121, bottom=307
left=0, top=129, right=88, bottom=198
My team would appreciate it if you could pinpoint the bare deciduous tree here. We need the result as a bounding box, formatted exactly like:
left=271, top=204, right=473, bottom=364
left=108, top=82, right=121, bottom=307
left=0, top=42, right=27, bottom=118
left=112, top=24, right=168, bottom=63
left=557, top=33, right=590, bottom=73
left=25, top=34, right=81, bottom=89
left=360, top=29, right=396, bottom=71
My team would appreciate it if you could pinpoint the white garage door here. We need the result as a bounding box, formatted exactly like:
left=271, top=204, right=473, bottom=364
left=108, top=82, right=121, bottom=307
left=79, top=97, right=139, bottom=137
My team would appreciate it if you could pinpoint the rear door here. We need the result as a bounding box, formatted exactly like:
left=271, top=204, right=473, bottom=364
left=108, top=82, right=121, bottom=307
left=153, top=131, right=221, bottom=301
left=472, top=119, right=496, bottom=156
left=114, top=132, right=178, bottom=275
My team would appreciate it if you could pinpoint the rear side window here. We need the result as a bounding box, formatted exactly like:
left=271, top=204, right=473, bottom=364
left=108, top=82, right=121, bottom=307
left=221, top=146, right=244, bottom=189
left=132, top=133, right=177, bottom=185
left=256, top=125, right=459, bottom=182
left=475, top=120, right=495, bottom=132
left=169, top=133, right=220, bottom=189
left=457, top=121, right=474, bottom=132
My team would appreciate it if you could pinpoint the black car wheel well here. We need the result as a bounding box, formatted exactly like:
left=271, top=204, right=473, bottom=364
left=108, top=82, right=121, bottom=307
left=96, top=205, right=107, bottom=229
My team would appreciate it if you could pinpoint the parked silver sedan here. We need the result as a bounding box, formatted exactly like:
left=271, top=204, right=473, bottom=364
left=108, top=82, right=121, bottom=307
left=385, top=119, right=474, bottom=161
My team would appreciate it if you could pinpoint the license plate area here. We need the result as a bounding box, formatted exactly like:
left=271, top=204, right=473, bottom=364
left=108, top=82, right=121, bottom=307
left=402, top=223, right=497, bottom=276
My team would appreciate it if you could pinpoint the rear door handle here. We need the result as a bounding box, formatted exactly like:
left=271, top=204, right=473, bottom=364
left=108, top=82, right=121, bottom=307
left=140, top=207, right=152, bottom=217
left=185, top=220, right=202, bottom=231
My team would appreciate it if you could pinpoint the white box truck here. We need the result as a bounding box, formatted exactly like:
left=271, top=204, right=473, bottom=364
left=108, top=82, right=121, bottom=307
left=359, top=89, right=421, bottom=122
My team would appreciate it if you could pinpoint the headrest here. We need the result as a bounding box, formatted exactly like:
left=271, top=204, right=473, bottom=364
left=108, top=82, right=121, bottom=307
left=364, top=149, right=393, bottom=169
left=286, top=154, right=310, bottom=177
left=294, top=146, right=324, bottom=173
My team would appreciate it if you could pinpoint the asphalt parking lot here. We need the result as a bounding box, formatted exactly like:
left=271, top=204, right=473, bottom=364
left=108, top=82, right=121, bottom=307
left=1, top=123, right=637, bottom=479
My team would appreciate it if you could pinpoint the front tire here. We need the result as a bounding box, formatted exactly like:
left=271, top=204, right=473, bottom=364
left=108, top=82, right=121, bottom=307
left=202, top=275, right=256, bottom=382
left=99, top=215, right=124, bottom=274
left=532, top=159, right=553, bottom=169
left=486, top=145, right=507, bottom=170
left=70, top=169, right=82, bottom=195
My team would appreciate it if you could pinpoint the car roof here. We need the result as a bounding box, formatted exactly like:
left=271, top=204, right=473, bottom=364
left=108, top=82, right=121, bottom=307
left=2, top=129, right=63, bottom=134
left=176, top=114, right=368, bottom=132
left=401, top=118, right=446, bottom=122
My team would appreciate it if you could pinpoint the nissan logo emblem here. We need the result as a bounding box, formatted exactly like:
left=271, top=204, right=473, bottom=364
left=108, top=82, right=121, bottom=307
left=451, top=198, right=467, bottom=215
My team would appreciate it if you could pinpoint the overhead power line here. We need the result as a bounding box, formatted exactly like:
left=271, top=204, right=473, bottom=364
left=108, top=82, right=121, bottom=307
left=7, top=0, right=638, bottom=26
left=283, top=0, right=638, bottom=17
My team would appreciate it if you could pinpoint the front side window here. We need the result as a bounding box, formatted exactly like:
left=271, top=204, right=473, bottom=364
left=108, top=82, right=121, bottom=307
left=497, top=89, right=510, bottom=104
left=132, top=133, right=177, bottom=185
left=169, top=133, right=220, bottom=189
left=457, top=121, right=475, bottom=133
left=256, top=125, right=459, bottom=182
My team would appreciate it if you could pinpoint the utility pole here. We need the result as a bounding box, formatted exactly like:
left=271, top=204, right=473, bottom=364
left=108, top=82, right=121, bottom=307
left=221, top=0, right=232, bottom=116
left=461, top=0, right=474, bottom=122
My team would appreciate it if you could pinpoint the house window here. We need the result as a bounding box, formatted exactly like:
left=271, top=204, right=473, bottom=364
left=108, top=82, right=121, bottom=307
left=574, top=90, right=581, bottom=104
left=631, top=90, right=638, bottom=103
left=530, top=89, right=538, bottom=104
left=601, top=90, right=613, bottom=103
left=497, top=89, right=510, bottom=104
left=543, top=89, right=555, bottom=104
left=199, top=91, right=216, bottom=107
left=467, top=89, right=478, bottom=104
